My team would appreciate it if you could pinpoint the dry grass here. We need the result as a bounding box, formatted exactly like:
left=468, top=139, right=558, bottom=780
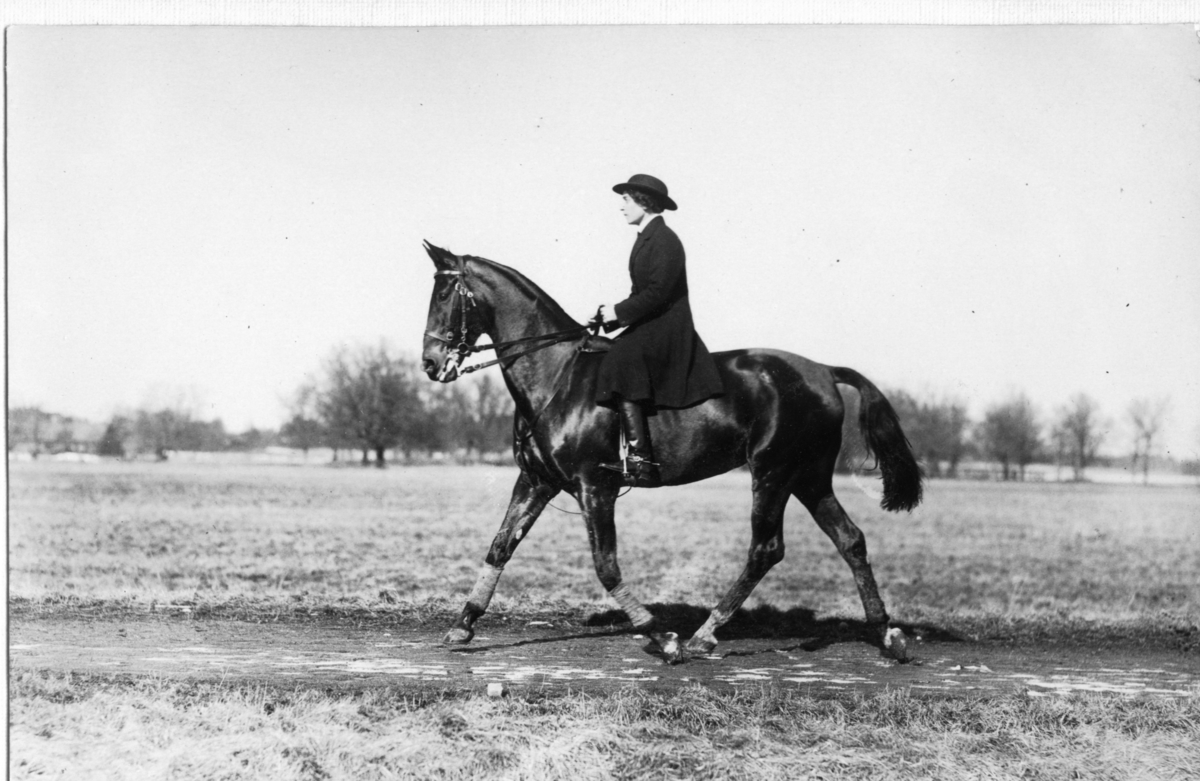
left=10, top=670, right=1200, bottom=781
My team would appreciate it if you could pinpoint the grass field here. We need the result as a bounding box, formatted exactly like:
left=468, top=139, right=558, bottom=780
left=8, top=461, right=1200, bottom=779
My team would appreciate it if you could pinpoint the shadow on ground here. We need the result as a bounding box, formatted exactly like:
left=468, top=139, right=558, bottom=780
left=445, top=604, right=961, bottom=660
left=585, top=603, right=965, bottom=653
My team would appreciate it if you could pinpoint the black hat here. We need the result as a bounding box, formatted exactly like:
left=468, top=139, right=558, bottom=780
left=612, top=174, right=678, bottom=211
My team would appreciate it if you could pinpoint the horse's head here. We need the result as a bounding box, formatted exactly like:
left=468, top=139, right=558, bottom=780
left=421, top=241, right=492, bottom=382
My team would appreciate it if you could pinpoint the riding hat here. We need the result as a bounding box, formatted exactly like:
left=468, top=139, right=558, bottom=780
left=612, top=174, right=678, bottom=211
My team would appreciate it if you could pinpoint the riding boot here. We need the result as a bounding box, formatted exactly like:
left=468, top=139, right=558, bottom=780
left=599, top=398, right=663, bottom=487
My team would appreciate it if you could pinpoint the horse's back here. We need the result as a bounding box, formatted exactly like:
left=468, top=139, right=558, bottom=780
left=647, top=348, right=846, bottom=485
left=712, top=348, right=843, bottom=411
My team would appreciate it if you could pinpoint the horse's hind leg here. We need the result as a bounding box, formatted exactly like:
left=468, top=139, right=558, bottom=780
left=443, top=473, right=559, bottom=645
left=799, top=490, right=908, bottom=661
left=684, top=478, right=790, bottom=656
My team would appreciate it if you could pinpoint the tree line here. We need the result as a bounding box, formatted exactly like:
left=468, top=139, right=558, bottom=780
left=8, top=342, right=514, bottom=467
left=8, top=341, right=1187, bottom=481
left=839, top=388, right=1176, bottom=483
left=278, top=342, right=513, bottom=466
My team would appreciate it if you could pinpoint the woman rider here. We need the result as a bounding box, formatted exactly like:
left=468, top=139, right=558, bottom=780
left=595, top=174, right=725, bottom=487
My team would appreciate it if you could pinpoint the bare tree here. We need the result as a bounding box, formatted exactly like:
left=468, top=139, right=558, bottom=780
left=415, top=374, right=514, bottom=460
left=279, top=381, right=326, bottom=457
left=418, top=381, right=469, bottom=455
left=471, top=374, right=515, bottom=454
left=1127, top=396, right=1170, bottom=485
left=978, top=394, right=1041, bottom=481
left=130, top=408, right=227, bottom=458
left=886, top=389, right=970, bottom=477
left=97, top=415, right=133, bottom=458
left=1055, top=393, right=1106, bottom=481
left=316, top=343, right=425, bottom=467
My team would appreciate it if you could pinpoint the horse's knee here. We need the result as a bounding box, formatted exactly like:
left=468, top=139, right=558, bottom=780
left=812, top=497, right=869, bottom=558
left=842, top=529, right=867, bottom=560
left=749, top=537, right=785, bottom=572
left=766, top=538, right=785, bottom=566
left=485, top=541, right=514, bottom=567
left=485, top=524, right=534, bottom=567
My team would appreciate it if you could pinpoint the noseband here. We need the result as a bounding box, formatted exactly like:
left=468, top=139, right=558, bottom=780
left=425, top=256, right=594, bottom=377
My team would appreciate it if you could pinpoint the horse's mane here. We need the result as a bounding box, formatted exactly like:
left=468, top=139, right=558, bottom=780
left=468, top=255, right=581, bottom=329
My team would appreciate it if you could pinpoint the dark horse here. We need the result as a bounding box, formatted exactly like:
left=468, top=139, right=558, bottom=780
left=420, top=242, right=923, bottom=662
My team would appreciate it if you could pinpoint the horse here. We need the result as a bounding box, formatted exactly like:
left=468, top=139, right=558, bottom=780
left=420, top=242, right=923, bottom=663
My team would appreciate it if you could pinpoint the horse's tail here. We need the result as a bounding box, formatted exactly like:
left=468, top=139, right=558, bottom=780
left=830, top=366, right=924, bottom=512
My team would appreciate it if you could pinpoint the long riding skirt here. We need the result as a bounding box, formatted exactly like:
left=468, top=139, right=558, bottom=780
left=595, top=295, right=724, bottom=408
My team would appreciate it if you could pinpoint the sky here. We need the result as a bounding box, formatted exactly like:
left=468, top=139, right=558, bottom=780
left=6, top=24, right=1200, bottom=457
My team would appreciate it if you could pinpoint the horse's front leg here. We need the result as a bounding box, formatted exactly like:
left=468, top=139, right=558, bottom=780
left=442, top=474, right=559, bottom=645
left=578, top=481, right=682, bottom=664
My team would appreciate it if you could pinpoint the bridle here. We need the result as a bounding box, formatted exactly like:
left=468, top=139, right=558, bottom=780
left=424, top=252, right=632, bottom=508
left=424, top=255, right=594, bottom=379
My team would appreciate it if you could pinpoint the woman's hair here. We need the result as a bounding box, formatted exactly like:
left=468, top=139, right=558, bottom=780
left=628, top=189, right=665, bottom=214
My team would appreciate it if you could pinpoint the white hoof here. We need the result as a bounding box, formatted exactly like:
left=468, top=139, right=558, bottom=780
left=654, top=632, right=683, bottom=664
left=883, top=627, right=909, bottom=661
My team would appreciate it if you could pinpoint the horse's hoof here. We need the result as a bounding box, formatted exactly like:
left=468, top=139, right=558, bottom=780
left=658, top=632, right=683, bottom=665
left=883, top=626, right=909, bottom=662
left=684, top=635, right=717, bottom=656
left=442, top=626, right=474, bottom=645
left=645, top=632, right=683, bottom=664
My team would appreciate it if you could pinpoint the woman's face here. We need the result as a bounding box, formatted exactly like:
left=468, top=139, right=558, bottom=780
left=620, top=193, right=648, bottom=225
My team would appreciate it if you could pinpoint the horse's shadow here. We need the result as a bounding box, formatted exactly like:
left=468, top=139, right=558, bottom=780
left=449, top=603, right=962, bottom=658
left=591, top=603, right=964, bottom=656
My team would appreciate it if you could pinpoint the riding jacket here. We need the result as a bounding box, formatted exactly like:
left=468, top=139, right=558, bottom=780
left=595, top=216, right=724, bottom=409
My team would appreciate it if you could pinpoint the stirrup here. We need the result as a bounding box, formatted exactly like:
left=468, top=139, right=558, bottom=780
left=598, top=430, right=660, bottom=485
left=620, top=454, right=662, bottom=487
left=598, top=460, right=629, bottom=475
left=599, top=457, right=661, bottom=486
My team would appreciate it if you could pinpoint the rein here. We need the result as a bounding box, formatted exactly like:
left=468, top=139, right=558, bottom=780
left=425, top=263, right=592, bottom=376
left=426, top=254, right=631, bottom=510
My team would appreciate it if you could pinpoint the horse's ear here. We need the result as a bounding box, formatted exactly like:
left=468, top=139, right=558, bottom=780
left=423, top=240, right=455, bottom=271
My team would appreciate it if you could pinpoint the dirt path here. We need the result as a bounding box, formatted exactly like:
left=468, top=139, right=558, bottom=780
left=10, top=616, right=1198, bottom=698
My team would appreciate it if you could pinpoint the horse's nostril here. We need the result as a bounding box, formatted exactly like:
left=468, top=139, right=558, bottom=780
left=422, top=358, right=435, bottom=373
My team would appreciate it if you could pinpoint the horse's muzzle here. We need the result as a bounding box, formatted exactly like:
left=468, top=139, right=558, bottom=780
left=423, top=351, right=461, bottom=383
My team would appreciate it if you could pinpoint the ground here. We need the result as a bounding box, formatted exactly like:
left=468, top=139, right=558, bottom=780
left=9, top=611, right=1199, bottom=698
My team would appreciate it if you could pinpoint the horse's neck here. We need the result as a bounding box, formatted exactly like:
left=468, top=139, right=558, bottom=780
left=481, top=265, right=580, bottom=418
left=500, top=341, right=579, bottom=423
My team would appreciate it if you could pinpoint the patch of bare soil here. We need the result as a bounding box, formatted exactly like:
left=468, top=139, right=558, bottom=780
left=10, top=609, right=1198, bottom=699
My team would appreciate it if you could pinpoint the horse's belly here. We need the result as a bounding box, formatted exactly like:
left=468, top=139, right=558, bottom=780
left=652, top=396, right=751, bottom=485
